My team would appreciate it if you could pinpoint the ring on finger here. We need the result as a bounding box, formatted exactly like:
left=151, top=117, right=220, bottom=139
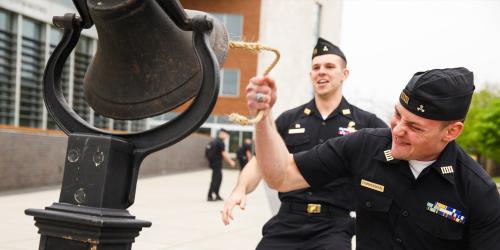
left=255, top=92, right=265, bottom=103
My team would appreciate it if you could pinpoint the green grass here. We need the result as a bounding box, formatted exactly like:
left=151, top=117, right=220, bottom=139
left=493, top=176, right=500, bottom=184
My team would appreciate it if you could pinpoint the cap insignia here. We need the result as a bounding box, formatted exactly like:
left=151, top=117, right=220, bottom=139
left=400, top=92, right=410, bottom=105
left=440, top=165, right=454, bottom=174
left=313, top=48, right=317, bottom=56
left=417, top=105, right=425, bottom=113
left=383, top=150, right=394, bottom=161
left=304, top=108, right=311, bottom=115
left=322, top=45, right=328, bottom=52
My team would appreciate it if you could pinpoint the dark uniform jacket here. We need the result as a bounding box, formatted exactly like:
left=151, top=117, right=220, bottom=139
left=295, top=128, right=500, bottom=250
left=275, top=97, right=387, bottom=210
left=209, top=137, right=225, bottom=168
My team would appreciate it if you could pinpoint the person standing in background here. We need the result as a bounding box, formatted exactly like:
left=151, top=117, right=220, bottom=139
left=206, top=128, right=236, bottom=201
left=236, top=138, right=253, bottom=170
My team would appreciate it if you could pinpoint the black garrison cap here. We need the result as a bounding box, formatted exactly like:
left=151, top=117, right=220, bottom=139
left=219, top=128, right=229, bottom=134
left=312, top=37, right=347, bottom=63
left=399, top=67, right=475, bottom=121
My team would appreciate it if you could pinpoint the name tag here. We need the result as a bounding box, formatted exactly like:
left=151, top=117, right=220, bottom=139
left=288, top=128, right=305, bottom=134
left=361, top=179, right=384, bottom=193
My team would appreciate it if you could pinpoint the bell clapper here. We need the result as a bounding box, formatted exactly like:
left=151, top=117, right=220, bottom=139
left=226, top=41, right=280, bottom=125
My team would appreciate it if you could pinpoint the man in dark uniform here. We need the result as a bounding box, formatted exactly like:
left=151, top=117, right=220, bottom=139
left=236, top=138, right=252, bottom=170
left=247, top=67, right=500, bottom=249
left=207, top=128, right=235, bottom=201
left=221, top=38, right=387, bottom=250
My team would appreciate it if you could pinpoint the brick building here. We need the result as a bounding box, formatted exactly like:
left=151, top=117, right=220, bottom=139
left=0, top=0, right=345, bottom=191
left=0, top=0, right=258, bottom=153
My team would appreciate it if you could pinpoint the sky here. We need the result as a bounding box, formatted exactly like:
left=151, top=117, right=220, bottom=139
left=339, top=0, right=500, bottom=122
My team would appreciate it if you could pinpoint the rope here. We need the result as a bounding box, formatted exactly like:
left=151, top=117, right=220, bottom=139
left=227, top=41, right=281, bottom=125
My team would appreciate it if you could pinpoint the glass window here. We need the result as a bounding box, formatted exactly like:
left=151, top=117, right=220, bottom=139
left=226, top=15, right=243, bottom=40
left=220, top=69, right=239, bottom=97
left=228, top=130, right=239, bottom=153
left=131, top=119, right=147, bottom=132
left=210, top=13, right=243, bottom=40
left=196, top=127, right=211, bottom=136
left=19, top=18, right=44, bottom=128
left=113, top=120, right=128, bottom=131
left=73, top=36, right=93, bottom=122
left=0, top=9, right=15, bottom=125
left=93, top=112, right=110, bottom=129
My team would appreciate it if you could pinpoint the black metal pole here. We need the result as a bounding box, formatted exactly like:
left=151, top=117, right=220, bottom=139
left=26, top=134, right=151, bottom=249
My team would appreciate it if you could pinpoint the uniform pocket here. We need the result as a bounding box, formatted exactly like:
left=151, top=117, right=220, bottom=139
left=284, top=134, right=310, bottom=147
left=415, top=206, right=465, bottom=240
left=358, top=188, right=393, bottom=212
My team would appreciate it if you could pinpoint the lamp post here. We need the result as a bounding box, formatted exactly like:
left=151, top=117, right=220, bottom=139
left=25, top=0, right=228, bottom=249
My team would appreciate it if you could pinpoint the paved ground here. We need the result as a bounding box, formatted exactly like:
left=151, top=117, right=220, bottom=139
left=0, top=169, right=272, bottom=250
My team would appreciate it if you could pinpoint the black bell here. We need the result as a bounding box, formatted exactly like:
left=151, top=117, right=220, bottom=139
left=83, top=0, right=228, bottom=120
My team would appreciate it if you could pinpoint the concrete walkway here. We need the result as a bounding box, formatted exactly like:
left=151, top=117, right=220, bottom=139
left=0, top=169, right=272, bottom=250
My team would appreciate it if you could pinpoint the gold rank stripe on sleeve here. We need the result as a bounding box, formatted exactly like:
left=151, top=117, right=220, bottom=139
left=361, top=179, right=385, bottom=193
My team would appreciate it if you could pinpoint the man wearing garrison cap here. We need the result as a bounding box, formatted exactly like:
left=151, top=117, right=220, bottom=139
left=246, top=67, right=500, bottom=249
left=222, top=38, right=387, bottom=249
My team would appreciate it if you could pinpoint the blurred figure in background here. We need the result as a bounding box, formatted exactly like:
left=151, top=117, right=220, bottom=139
left=206, top=128, right=236, bottom=201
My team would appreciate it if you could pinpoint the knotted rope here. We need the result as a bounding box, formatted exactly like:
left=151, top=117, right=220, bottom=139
left=227, top=41, right=281, bottom=125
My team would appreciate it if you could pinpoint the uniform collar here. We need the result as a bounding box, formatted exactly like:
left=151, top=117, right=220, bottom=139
left=373, top=130, right=403, bottom=165
left=374, top=138, right=457, bottom=184
left=303, top=97, right=353, bottom=120
left=374, top=148, right=403, bottom=165
left=429, top=141, right=457, bottom=185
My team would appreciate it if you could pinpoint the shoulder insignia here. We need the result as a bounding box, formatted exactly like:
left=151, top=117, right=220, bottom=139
left=440, top=165, right=454, bottom=174
left=383, top=150, right=394, bottom=161
left=304, top=108, right=311, bottom=115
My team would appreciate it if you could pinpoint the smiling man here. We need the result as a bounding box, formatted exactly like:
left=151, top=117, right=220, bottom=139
left=222, top=38, right=386, bottom=250
left=246, top=67, right=500, bottom=249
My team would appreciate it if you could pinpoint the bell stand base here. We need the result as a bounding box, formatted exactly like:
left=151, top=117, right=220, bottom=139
left=26, top=203, right=151, bottom=250
left=25, top=133, right=151, bottom=250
